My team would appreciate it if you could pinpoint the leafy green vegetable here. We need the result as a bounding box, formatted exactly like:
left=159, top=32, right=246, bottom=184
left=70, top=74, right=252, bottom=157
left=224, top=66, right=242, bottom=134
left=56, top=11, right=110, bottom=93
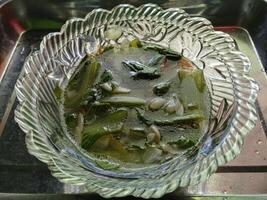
left=89, top=102, right=112, bottom=117
left=100, top=96, right=146, bottom=107
left=120, top=127, right=147, bottom=150
left=129, top=38, right=142, bottom=48
left=64, top=57, right=101, bottom=108
left=112, top=86, right=131, bottom=94
left=145, top=45, right=181, bottom=61
left=129, top=127, right=146, bottom=137
left=53, top=85, right=62, bottom=102
left=169, top=136, right=195, bottom=149
left=65, top=57, right=88, bottom=91
left=178, top=68, right=192, bottom=82
left=158, top=48, right=181, bottom=61
left=136, top=108, right=204, bottom=126
left=99, top=69, right=113, bottom=83
left=163, top=51, right=181, bottom=61
left=65, top=113, right=78, bottom=129
left=81, top=109, right=128, bottom=148
left=192, top=69, right=206, bottom=93
left=153, top=81, right=171, bottom=96
left=122, top=60, right=160, bottom=79
left=178, top=68, right=206, bottom=93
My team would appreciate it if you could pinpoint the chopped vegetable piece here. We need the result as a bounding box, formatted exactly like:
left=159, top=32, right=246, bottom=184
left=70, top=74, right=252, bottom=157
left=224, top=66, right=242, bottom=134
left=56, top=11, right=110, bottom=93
left=145, top=46, right=181, bottom=61
left=147, top=54, right=165, bottom=66
left=150, top=125, right=161, bottom=135
left=148, top=97, right=166, bottom=111
left=101, top=96, right=146, bottom=107
left=178, top=68, right=192, bottom=82
left=160, top=143, right=176, bottom=154
left=81, top=109, right=128, bottom=148
left=164, top=94, right=184, bottom=115
left=120, top=127, right=147, bottom=150
left=154, top=113, right=204, bottom=126
left=65, top=58, right=100, bottom=108
left=53, top=85, right=62, bottom=102
left=100, top=82, right=113, bottom=92
left=136, top=108, right=204, bottom=125
left=129, top=127, right=146, bottom=138
left=65, top=113, right=78, bottom=129
left=122, top=60, right=160, bottom=80
left=192, top=69, right=206, bottom=93
left=112, top=86, right=131, bottom=94
left=110, top=81, right=131, bottom=94
left=146, top=125, right=161, bottom=144
left=147, top=133, right=156, bottom=144
left=100, top=69, right=113, bottom=83
left=165, top=53, right=181, bottom=61
left=129, top=38, right=142, bottom=48
left=153, top=81, right=171, bottom=96
left=90, top=101, right=112, bottom=115
left=169, top=136, right=195, bottom=149
left=178, top=68, right=206, bottom=93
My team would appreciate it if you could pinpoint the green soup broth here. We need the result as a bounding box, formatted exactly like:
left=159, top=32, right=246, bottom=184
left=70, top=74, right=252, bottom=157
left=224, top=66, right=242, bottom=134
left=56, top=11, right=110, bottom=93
left=62, top=43, right=210, bottom=166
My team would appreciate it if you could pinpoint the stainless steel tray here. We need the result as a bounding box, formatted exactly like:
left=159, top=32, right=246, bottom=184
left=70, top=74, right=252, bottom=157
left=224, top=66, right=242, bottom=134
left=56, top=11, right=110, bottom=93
left=0, top=0, right=267, bottom=199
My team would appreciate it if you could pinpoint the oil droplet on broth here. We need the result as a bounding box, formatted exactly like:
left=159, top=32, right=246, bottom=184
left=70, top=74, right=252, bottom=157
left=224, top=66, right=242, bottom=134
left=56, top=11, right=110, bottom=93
left=255, top=150, right=260, bottom=154
left=257, top=139, right=262, bottom=145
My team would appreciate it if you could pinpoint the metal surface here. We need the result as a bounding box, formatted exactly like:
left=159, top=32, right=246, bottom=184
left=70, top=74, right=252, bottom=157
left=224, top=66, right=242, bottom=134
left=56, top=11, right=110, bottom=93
left=0, top=0, right=267, bottom=198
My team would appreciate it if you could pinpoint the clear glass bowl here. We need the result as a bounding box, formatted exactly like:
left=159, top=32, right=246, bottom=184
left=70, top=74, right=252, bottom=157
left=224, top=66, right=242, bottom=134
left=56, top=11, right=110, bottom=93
left=14, top=4, right=259, bottom=198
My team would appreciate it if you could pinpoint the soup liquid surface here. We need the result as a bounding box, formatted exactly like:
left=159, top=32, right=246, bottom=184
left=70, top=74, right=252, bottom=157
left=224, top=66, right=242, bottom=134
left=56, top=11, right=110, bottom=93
left=64, top=46, right=210, bottom=165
